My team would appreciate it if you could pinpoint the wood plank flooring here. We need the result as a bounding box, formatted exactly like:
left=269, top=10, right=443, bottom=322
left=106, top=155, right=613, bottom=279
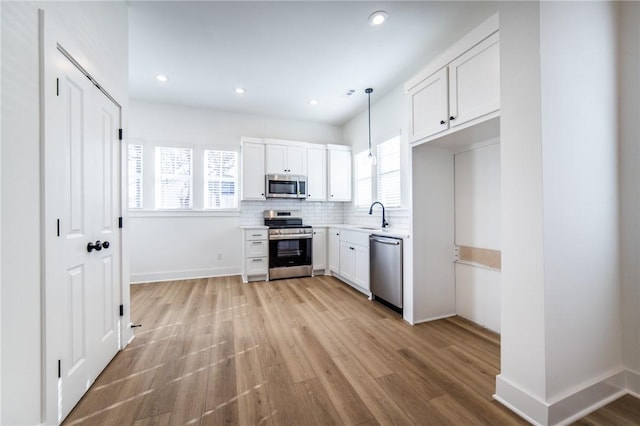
left=63, top=275, right=640, bottom=425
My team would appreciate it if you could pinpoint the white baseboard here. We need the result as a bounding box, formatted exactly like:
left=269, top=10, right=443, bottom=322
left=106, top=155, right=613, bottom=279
left=130, top=267, right=240, bottom=284
left=412, top=313, right=457, bottom=325
left=627, top=369, right=640, bottom=396
left=495, top=370, right=629, bottom=426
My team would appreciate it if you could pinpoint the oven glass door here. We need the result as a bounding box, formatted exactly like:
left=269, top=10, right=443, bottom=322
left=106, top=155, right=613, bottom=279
left=268, top=179, right=298, bottom=196
left=269, top=238, right=312, bottom=268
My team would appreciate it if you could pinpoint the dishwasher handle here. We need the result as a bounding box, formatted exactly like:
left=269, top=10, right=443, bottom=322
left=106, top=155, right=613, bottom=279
left=370, top=236, right=401, bottom=245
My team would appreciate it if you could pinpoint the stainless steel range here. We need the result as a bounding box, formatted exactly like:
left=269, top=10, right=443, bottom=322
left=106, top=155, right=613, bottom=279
left=264, top=210, right=313, bottom=280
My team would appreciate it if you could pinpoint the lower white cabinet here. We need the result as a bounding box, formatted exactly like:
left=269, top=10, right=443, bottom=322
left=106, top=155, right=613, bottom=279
left=312, top=227, right=327, bottom=273
left=330, top=229, right=370, bottom=294
left=242, top=228, right=268, bottom=282
left=328, top=228, right=341, bottom=273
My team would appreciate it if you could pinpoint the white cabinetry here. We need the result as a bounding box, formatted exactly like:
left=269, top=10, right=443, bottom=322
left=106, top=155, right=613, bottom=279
left=331, top=229, right=369, bottom=294
left=312, top=227, right=327, bottom=273
left=241, top=228, right=268, bottom=283
left=306, top=146, right=327, bottom=201
left=327, top=146, right=352, bottom=202
left=407, top=29, right=500, bottom=143
left=241, top=139, right=265, bottom=200
left=265, top=142, right=307, bottom=175
left=328, top=228, right=340, bottom=274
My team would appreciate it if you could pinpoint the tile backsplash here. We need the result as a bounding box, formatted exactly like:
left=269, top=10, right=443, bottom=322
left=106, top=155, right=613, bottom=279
left=240, top=200, right=410, bottom=229
left=240, top=200, right=345, bottom=226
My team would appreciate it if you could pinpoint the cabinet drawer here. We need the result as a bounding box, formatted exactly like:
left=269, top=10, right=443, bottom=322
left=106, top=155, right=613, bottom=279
left=246, top=240, right=268, bottom=257
left=245, top=229, right=268, bottom=241
left=245, top=257, right=268, bottom=275
left=340, top=230, right=370, bottom=247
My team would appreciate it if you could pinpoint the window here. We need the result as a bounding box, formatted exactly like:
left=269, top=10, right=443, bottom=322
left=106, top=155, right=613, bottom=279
left=354, top=150, right=372, bottom=208
left=204, top=149, right=238, bottom=209
left=376, top=136, right=401, bottom=207
left=128, top=144, right=143, bottom=209
left=155, top=146, right=193, bottom=209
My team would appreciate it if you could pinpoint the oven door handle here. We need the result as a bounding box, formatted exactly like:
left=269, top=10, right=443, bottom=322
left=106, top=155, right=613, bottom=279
left=268, top=234, right=313, bottom=240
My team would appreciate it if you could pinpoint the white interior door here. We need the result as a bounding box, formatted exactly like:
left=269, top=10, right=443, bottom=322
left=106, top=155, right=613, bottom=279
left=52, top=49, right=122, bottom=421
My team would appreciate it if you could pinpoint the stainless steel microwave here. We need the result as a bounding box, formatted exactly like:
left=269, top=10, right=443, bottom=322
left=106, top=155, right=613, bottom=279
left=265, top=174, right=307, bottom=199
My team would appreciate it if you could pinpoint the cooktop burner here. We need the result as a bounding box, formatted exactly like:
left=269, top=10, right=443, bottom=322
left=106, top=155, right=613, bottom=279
left=263, top=210, right=308, bottom=229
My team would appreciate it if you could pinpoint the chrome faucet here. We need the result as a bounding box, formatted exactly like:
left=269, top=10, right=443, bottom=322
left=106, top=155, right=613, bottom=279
left=368, top=201, right=389, bottom=228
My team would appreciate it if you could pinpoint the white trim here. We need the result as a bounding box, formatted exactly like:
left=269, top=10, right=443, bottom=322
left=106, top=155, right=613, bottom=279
left=405, top=12, right=499, bottom=92
left=626, top=369, right=640, bottom=396
left=495, top=370, right=629, bottom=426
left=130, top=267, right=240, bottom=284
left=412, top=313, right=456, bottom=325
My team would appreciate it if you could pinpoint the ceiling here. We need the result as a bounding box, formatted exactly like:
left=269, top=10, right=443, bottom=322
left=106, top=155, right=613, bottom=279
left=128, top=1, right=499, bottom=126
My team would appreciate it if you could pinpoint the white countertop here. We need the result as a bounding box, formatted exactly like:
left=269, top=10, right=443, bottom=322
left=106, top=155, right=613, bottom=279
left=241, top=224, right=409, bottom=239
left=309, top=224, right=410, bottom=239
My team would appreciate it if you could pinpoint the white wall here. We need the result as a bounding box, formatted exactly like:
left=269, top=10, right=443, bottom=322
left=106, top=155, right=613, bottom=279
left=128, top=100, right=344, bottom=283
left=540, top=1, right=621, bottom=404
left=454, top=142, right=501, bottom=332
left=1, top=2, right=128, bottom=424
left=619, top=1, right=640, bottom=390
left=496, top=2, right=627, bottom=424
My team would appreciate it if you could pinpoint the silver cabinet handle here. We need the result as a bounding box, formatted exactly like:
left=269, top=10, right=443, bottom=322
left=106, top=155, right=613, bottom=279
left=251, top=258, right=263, bottom=262
left=251, top=241, right=263, bottom=245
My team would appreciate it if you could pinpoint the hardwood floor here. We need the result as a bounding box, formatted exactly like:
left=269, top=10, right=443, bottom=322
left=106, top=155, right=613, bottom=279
left=63, top=275, right=640, bottom=425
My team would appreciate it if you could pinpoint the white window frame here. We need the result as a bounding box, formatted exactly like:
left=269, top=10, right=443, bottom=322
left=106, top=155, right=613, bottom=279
left=204, top=149, right=239, bottom=210
left=154, top=146, right=193, bottom=210
left=127, top=144, right=143, bottom=209
left=354, top=150, right=373, bottom=208
left=376, top=136, right=402, bottom=208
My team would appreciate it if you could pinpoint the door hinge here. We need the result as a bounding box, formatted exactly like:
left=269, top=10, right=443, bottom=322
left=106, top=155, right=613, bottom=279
left=56, top=219, right=60, bottom=237
left=56, top=78, right=59, bottom=96
left=118, top=129, right=123, bottom=140
left=119, top=304, right=124, bottom=317
left=57, top=360, right=61, bottom=378
left=118, top=217, right=123, bottom=229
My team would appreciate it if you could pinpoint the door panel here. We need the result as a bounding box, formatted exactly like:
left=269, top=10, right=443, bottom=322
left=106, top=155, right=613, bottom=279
left=53, top=50, right=122, bottom=421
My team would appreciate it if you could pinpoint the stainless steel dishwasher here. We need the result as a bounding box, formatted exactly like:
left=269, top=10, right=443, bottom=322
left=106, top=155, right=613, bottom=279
left=369, top=235, right=403, bottom=312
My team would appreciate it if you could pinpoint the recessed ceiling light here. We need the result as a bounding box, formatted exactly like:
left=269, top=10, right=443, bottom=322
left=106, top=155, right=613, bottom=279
left=368, top=10, right=389, bottom=26
left=155, top=74, right=168, bottom=82
left=308, top=99, right=318, bottom=106
left=235, top=87, right=246, bottom=94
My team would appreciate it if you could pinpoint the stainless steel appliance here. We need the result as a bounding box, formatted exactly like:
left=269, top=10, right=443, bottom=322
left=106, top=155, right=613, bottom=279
left=265, top=174, right=307, bottom=199
left=369, top=235, right=403, bottom=312
left=264, top=210, right=313, bottom=280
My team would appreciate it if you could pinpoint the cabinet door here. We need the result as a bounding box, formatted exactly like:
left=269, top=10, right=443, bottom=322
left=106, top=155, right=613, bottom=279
left=339, top=242, right=355, bottom=281
left=409, top=67, right=449, bottom=142
left=312, top=228, right=327, bottom=271
left=448, top=32, right=500, bottom=128
left=328, top=229, right=340, bottom=273
left=265, top=144, right=287, bottom=174
left=353, top=244, right=370, bottom=291
left=287, top=145, right=307, bottom=175
left=328, top=149, right=352, bottom=202
left=306, top=147, right=327, bottom=201
left=241, top=142, right=265, bottom=200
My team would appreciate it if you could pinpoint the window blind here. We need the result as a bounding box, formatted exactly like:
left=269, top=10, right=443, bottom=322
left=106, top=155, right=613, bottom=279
left=354, top=150, right=372, bottom=208
left=204, top=149, right=238, bottom=209
left=376, top=137, right=401, bottom=208
left=128, top=144, right=143, bottom=209
left=155, top=146, right=193, bottom=209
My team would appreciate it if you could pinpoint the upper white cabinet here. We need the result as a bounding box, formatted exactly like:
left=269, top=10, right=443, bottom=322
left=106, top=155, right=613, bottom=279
left=409, top=68, right=449, bottom=141
left=241, top=138, right=266, bottom=200
left=327, top=145, right=352, bottom=202
left=306, top=146, right=327, bottom=201
left=406, top=14, right=500, bottom=144
left=448, top=32, right=500, bottom=128
left=265, top=142, right=307, bottom=175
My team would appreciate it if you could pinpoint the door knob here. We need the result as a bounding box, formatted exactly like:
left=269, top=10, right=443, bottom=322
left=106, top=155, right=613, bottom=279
left=87, top=240, right=103, bottom=252
left=449, top=116, right=456, bottom=121
left=102, top=241, right=110, bottom=249
left=440, top=120, right=446, bottom=125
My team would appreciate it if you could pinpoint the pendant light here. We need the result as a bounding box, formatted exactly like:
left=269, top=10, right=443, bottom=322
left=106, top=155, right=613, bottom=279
left=365, top=87, right=376, bottom=166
